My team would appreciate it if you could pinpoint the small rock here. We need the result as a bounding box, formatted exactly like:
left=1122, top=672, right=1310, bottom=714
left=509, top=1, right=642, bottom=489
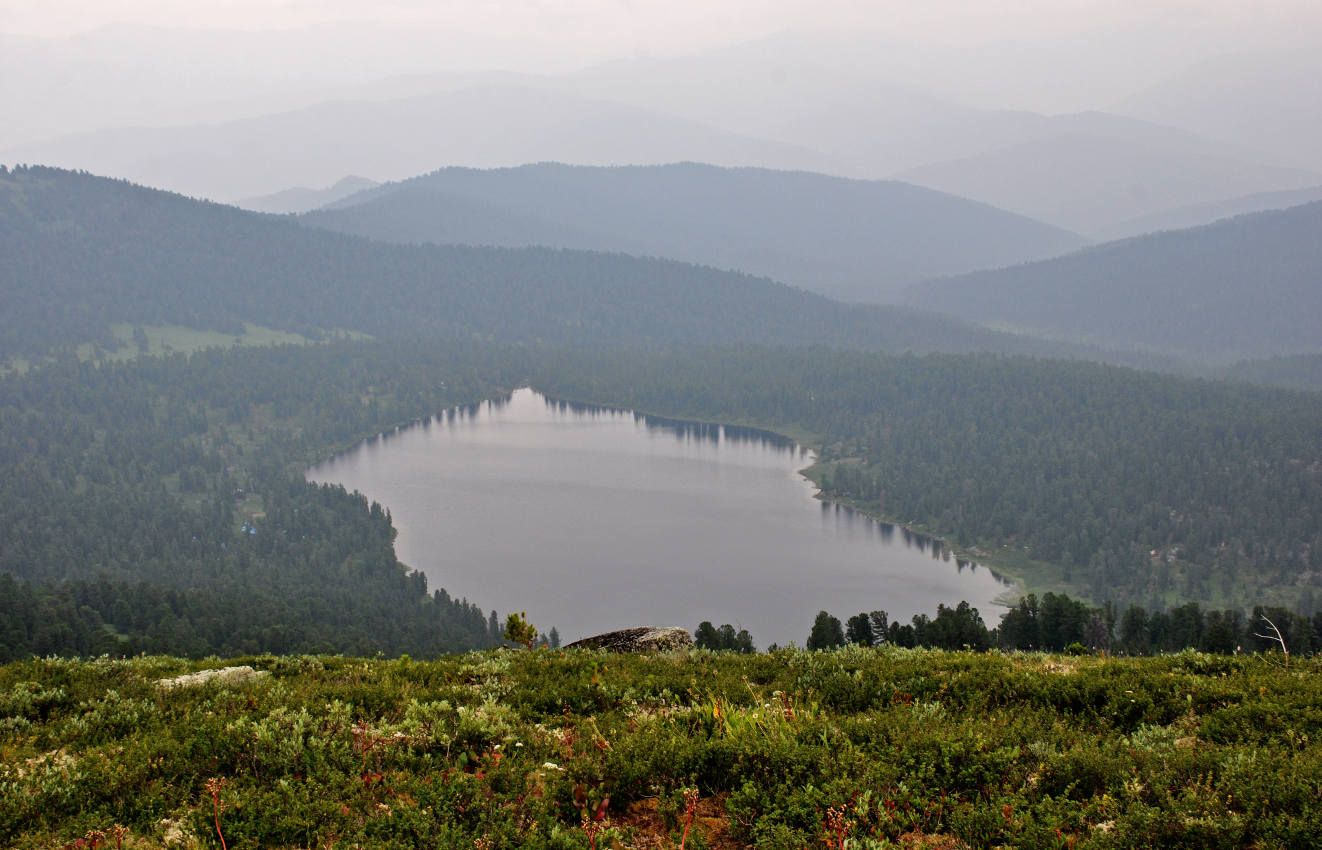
left=154, top=665, right=269, bottom=691
left=567, top=627, right=693, bottom=653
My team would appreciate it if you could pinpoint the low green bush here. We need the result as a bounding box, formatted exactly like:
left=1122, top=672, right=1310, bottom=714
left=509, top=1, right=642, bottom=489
left=1, top=648, right=1319, bottom=848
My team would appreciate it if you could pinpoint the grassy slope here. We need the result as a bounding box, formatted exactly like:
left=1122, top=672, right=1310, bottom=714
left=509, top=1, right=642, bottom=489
left=4, top=323, right=368, bottom=374
left=2, top=647, right=1319, bottom=849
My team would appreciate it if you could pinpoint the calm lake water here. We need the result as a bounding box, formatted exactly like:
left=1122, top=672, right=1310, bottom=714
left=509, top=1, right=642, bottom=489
left=307, top=388, right=1008, bottom=646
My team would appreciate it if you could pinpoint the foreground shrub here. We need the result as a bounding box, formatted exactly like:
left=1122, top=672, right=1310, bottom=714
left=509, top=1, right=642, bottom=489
left=1, top=648, right=1319, bottom=848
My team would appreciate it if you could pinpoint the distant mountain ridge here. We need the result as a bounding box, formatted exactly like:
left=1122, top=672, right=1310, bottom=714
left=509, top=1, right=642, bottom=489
left=0, top=165, right=1129, bottom=365
left=893, top=112, right=1322, bottom=237
left=905, top=201, right=1322, bottom=363
left=238, top=175, right=380, bottom=215
left=302, top=162, right=1089, bottom=304
left=1115, top=48, right=1322, bottom=174
left=1095, top=185, right=1322, bottom=241
left=0, top=85, right=846, bottom=203
left=7, top=42, right=1314, bottom=244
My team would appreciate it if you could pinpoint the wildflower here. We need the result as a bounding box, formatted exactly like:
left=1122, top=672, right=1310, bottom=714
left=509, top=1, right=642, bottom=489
left=204, top=777, right=228, bottom=850
left=680, top=789, right=701, bottom=850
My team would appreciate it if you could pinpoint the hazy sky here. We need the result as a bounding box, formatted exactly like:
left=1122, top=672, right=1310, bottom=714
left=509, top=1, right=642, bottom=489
left=4, top=0, right=1320, bottom=53
left=3, top=0, right=1320, bottom=175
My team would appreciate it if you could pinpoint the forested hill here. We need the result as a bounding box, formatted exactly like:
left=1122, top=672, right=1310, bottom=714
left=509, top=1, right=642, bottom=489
left=301, top=162, right=1088, bottom=304
left=0, top=165, right=1104, bottom=362
left=1223, top=353, right=1322, bottom=393
left=904, top=200, right=1322, bottom=363
left=9, top=337, right=1322, bottom=659
left=0, top=341, right=529, bottom=660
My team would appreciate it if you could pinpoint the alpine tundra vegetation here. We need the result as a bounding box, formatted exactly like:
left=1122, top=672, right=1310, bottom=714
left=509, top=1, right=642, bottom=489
left=3, top=646, right=1320, bottom=849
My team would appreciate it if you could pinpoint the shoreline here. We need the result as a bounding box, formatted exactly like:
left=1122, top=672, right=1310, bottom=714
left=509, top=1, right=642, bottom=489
left=310, top=385, right=1038, bottom=616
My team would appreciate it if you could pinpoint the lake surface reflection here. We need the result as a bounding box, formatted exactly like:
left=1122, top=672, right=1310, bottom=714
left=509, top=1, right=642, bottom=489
left=307, top=388, right=1007, bottom=646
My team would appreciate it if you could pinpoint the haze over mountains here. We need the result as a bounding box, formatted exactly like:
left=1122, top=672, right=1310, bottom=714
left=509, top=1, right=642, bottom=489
left=2, top=86, right=846, bottom=204
left=7, top=18, right=1322, bottom=242
left=3, top=9, right=1321, bottom=371
left=1115, top=48, right=1322, bottom=173
left=890, top=114, right=1320, bottom=237
left=239, top=176, right=379, bottom=216
left=905, top=200, right=1322, bottom=364
left=301, top=163, right=1087, bottom=303
left=9, top=71, right=1316, bottom=240
left=1094, top=184, right=1322, bottom=241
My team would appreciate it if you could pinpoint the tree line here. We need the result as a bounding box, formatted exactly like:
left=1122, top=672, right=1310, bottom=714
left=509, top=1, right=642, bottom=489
left=798, top=594, right=1322, bottom=657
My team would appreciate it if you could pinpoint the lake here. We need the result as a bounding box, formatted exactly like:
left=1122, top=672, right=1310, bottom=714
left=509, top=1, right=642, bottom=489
left=307, top=388, right=1008, bottom=646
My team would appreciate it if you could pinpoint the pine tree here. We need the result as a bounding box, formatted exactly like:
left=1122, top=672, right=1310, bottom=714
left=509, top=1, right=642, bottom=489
left=869, top=610, right=889, bottom=645
left=845, top=613, right=873, bottom=646
left=807, top=611, right=844, bottom=650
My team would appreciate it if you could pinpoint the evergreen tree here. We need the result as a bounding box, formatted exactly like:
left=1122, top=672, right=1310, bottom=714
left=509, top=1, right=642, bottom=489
left=845, top=613, right=874, bottom=646
left=807, top=611, right=845, bottom=650
left=869, top=610, right=889, bottom=645
left=717, top=624, right=738, bottom=649
left=694, top=621, right=720, bottom=650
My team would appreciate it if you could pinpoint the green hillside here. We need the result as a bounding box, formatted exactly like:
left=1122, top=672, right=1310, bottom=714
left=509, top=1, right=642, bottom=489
left=0, top=341, right=527, bottom=660
left=0, top=165, right=1099, bottom=364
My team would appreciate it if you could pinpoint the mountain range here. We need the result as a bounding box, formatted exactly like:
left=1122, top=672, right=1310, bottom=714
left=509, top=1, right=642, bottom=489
left=1093, top=184, right=1322, bottom=241
left=0, top=165, right=1117, bottom=365
left=1115, top=48, right=1322, bottom=173
left=8, top=164, right=1315, bottom=374
left=905, top=200, right=1322, bottom=363
left=892, top=113, right=1320, bottom=237
left=0, top=85, right=845, bottom=204
left=300, top=162, right=1088, bottom=303
left=238, top=176, right=380, bottom=215
left=7, top=28, right=1320, bottom=241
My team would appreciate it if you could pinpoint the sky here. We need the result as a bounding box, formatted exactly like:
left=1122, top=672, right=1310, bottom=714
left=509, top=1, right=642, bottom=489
left=5, top=0, right=1320, bottom=112
left=3, top=0, right=1320, bottom=52
left=3, top=0, right=1321, bottom=193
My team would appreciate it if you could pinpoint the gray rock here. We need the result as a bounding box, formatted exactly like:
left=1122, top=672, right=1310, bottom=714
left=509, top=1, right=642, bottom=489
left=567, top=627, right=693, bottom=653
left=154, top=665, right=269, bottom=691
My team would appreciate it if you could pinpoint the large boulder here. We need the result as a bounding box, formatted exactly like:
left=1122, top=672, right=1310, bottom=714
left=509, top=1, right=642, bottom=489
left=567, top=627, right=693, bottom=653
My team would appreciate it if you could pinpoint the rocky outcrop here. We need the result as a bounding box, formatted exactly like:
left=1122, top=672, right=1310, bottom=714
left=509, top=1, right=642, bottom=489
left=567, top=627, right=693, bottom=653
left=154, top=665, right=269, bottom=691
